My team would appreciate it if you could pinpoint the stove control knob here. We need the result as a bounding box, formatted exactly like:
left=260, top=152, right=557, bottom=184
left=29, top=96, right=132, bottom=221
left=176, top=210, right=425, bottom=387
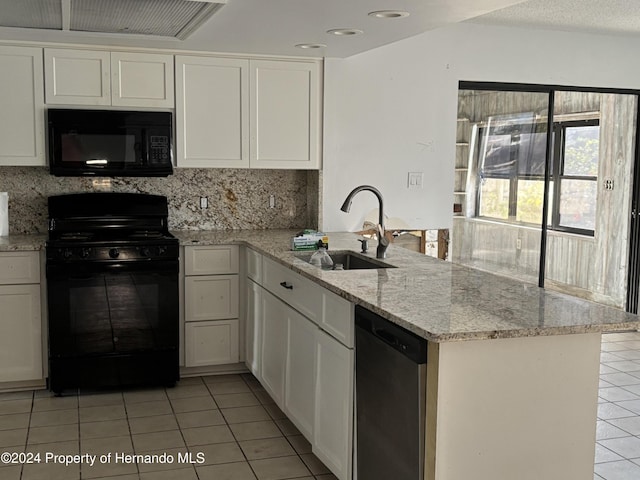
left=139, top=247, right=151, bottom=257
left=109, top=248, right=120, bottom=259
left=80, top=248, right=91, bottom=259
left=63, top=248, right=73, bottom=259
left=158, top=246, right=167, bottom=256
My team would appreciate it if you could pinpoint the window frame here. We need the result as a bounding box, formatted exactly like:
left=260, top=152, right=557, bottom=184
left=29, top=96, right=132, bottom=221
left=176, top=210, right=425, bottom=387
left=549, top=119, right=600, bottom=237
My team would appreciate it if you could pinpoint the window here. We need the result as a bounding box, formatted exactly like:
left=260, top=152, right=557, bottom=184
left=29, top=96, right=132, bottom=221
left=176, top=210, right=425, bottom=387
left=475, top=116, right=599, bottom=236
left=476, top=113, right=548, bottom=226
left=550, top=121, right=599, bottom=235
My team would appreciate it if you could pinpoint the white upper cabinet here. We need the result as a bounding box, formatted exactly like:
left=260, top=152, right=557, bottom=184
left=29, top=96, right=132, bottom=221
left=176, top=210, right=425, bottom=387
left=44, top=49, right=111, bottom=105
left=176, top=56, right=321, bottom=170
left=0, top=46, right=45, bottom=166
left=250, top=59, right=320, bottom=169
left=111, top=52, right=174, bottom=108
left=45, top=48, right=174, bottom=107
left=176, top=56, right=250, bottom=168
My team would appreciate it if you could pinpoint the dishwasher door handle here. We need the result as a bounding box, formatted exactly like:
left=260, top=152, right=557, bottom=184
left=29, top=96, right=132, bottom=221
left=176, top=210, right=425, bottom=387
left=373, top=328, right=398, bottom=346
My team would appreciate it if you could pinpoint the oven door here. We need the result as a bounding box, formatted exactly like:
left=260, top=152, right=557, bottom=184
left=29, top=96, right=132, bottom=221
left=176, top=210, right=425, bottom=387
left=46, top=259, right=179, bottom=391
left=47, top=259, right=178, bottom=356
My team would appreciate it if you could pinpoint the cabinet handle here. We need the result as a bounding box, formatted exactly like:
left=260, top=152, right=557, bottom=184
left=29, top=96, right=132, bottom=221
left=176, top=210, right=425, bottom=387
left=280, top=281, right=294, bottom=290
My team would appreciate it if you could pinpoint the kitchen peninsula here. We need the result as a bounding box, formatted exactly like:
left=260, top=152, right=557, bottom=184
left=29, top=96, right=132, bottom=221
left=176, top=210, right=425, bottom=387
left=175, top=230, right=640, bottom=480
left=2, top=230, right=639, bottom=480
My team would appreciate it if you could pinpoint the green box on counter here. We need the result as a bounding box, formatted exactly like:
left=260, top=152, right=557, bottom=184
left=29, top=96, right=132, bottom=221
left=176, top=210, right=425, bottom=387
left=291, top=230, right=329, bottom=251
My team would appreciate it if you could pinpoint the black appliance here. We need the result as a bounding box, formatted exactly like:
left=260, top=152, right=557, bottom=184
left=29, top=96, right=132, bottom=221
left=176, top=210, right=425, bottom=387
left=355, top=305, right=427, bottom=480
left=46, top=193, right=179, bottom=394
left=47, top=109, right=173, bottom=177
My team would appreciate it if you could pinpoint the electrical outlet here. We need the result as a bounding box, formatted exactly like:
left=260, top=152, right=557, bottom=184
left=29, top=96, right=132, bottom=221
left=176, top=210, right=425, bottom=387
left=516, top=238, right=522, bottom=250
left=200, top=197, right=208, bottom=209
left=269, top=195, right=276, bottom=209
left=604, top=178, right=614, bottom=191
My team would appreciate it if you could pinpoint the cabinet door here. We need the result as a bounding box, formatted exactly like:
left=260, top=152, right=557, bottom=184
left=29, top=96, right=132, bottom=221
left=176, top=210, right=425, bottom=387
left=44, top=49, right=111, bottom=105
left=111, top=52, right=174, bottom=108
left=176, top=56, right=249, bottom=168
left=245, top=279, right=262, bottom=379
left=250, top=59, right=320, bottom=169
left=185, top=319, right=239, bottom=367
left=285, top=308, right=317, bottom=441
left=0, top=46, right=45, bottom=166
left=185, top=275, right=239, bottom=321
left=0, top=284, right=42, bottom=382
left=260, top=290, right=288, bottom=408
left=314, top=329, right=354, bottom=480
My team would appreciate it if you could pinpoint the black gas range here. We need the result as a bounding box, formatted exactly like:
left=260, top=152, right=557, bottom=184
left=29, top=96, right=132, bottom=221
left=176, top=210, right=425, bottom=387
left=46, top=193, right=179, bottom=394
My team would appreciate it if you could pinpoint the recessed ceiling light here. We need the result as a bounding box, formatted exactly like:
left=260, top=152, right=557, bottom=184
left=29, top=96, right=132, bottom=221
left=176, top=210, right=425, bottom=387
left=326, top=28, right=363, bottom=36
left=368, top=10, right=410, bottom=19
left=295, top=43, right=327, bottom=49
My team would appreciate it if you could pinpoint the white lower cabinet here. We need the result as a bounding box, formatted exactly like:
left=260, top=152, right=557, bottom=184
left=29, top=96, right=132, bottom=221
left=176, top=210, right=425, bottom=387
left=285, top=306, right=317, bottom=440
left=314, top=328, right=354, bottom=480
left=185, top=320, right=238, bottom=367
left=0, top=251, right=42, bottom=383
left=245, top=278, right=262, bottom=379
left=245, top=249, right=354, bottom=480
left=183, top=245, right=240, bottom=368
left=0, top=285, right=42, bottom=382
left=260, top=290, right=288, bottom=408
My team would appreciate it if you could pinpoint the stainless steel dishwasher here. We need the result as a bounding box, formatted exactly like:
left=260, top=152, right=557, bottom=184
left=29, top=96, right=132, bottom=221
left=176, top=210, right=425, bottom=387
left=355, top=305, right=427, bottom=480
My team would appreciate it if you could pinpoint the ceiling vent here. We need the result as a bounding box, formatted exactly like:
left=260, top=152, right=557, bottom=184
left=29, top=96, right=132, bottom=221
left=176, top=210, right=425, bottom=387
left=0, top=0, right=227, bottom=39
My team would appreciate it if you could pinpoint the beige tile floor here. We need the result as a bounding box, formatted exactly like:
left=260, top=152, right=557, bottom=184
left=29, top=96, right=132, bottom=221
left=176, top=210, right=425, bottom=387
left=595, top=331, right=640, bottom=480
left=0, top=331, right=638, bottom=480
left=0, top=373, right=337, bottom=480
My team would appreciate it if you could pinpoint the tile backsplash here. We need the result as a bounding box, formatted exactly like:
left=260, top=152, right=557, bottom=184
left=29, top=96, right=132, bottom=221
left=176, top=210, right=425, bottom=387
left=0, top=167, right=319, bottom=234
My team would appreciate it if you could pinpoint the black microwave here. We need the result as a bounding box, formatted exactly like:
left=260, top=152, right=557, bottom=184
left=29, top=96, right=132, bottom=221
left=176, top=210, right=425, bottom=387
left=47, top=109, right=173, bottom=177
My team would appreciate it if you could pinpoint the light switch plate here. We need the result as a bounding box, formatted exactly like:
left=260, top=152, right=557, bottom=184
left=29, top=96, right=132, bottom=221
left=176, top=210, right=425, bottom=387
left=408, top=172, right=423, bottom=189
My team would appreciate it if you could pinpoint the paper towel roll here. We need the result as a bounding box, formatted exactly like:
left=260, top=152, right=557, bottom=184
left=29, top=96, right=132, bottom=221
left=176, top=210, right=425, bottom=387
left=0, top=192, right=8, bottom=236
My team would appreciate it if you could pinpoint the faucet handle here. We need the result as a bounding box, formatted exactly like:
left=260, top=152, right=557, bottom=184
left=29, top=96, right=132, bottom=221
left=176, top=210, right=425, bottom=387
left=358, top=238, right=368, bottom=253
left=377, top=224, right=389, bottom=246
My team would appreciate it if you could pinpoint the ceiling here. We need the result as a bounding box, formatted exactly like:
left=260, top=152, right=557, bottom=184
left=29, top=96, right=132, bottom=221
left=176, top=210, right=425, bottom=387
left=468, top=0, right=640, bottom=37
left=0, top=0, right=637, bottom=58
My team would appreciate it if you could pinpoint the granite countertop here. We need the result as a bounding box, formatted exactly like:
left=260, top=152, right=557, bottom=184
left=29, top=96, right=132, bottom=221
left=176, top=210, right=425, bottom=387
left=2, top=230, right=638, bottom=342
left=0, top=234, right=46, bottom=251
left=173, top=229, right=640, bottom=342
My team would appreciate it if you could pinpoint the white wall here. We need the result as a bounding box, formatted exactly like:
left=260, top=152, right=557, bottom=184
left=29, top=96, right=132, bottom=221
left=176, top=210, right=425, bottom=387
left=322, top=22, right=640, bottom=231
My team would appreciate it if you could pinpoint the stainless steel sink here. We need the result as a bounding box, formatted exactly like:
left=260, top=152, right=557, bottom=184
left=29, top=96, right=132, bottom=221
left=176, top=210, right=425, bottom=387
left=295, top=250, right=395, bottom=270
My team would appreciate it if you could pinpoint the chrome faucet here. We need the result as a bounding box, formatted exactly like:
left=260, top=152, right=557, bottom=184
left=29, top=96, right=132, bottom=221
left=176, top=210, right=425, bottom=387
left=340, top=185, right=389, bottom=259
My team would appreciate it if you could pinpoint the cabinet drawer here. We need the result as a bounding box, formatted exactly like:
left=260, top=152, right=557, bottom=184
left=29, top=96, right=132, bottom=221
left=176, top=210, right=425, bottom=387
left=262, top=256, right=321, bottom=324
left=185, top=275, right=239, bottom=321
left=0, top=251, right=40, bottom=285
left=185, top=245, right=239, bottom=275
left=246, top=248, right=262, bottom=283
left=185, top=319, right=239, bottom=367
